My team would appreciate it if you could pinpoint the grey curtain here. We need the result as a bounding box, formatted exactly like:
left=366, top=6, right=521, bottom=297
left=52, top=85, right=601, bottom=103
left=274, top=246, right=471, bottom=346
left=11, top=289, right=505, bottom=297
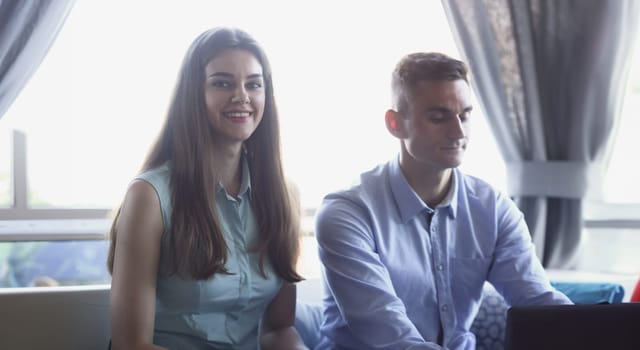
left=442, top=0, right=640, bottom=267
left=0, top=0, right=75, bottom=120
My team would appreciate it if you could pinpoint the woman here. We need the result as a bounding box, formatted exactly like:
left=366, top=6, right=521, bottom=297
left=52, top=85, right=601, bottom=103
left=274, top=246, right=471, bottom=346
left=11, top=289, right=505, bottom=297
left=107, top=27, right=308, bottom=350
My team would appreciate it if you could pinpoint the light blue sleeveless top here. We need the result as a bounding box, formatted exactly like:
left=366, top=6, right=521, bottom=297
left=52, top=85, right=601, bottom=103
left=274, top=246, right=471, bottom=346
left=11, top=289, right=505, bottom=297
left=136, top=162, right=281, bottom=349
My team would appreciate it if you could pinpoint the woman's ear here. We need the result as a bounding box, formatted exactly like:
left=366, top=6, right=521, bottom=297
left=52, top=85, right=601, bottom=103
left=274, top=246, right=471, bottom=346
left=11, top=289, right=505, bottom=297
left=385, top=109, right=406, bottom=139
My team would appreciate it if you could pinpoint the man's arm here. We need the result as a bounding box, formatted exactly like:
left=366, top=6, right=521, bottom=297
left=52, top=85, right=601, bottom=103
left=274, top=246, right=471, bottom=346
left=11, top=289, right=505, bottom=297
left=316, top=197, right=444, bottom=350
left=487, top=194, right=572, bottom=306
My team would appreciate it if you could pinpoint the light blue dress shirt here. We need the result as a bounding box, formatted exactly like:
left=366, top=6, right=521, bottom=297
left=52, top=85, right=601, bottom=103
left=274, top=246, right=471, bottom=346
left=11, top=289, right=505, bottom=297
left=136, top=161, right=281, bottom=350
left=315, top=157, right=571, bottom=350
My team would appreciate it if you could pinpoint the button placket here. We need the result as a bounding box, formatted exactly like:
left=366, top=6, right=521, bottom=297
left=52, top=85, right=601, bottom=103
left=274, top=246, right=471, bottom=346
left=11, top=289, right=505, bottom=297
left=429, top=210, right=454, bottom=344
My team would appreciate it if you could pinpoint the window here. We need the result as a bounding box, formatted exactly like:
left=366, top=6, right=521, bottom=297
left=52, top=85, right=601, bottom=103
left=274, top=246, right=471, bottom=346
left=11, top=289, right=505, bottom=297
left=1, top=1, right=637, bottom=285
left=581, top=28, right=640, bottom=227
left=0, top=126, right=10, bottom=208
left=0, top=240, right=109, bottom=287
left=1, top=0, right=504, bottom=214
left=576, top=23, right=640, bottom=275
left=602, top=31, right=640, bottom=205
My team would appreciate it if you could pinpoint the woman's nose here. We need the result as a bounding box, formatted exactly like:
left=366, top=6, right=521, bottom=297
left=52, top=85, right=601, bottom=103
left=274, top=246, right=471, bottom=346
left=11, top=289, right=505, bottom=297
left=231, top=87, right=250, bottom=104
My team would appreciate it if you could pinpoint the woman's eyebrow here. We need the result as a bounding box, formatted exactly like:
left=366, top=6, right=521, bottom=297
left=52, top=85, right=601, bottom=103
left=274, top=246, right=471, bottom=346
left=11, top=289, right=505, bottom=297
left=206, top=72, right=263, bottom=79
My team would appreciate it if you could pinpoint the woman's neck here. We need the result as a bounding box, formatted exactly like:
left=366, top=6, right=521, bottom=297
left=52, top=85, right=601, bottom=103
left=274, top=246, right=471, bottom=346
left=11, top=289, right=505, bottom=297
left=211, top=143, right=244, bottom=197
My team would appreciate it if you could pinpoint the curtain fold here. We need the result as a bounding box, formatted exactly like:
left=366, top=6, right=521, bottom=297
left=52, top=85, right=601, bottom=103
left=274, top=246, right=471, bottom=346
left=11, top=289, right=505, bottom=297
left=0, top=0, right=75, bottom=120
left=442, top=0, right=640, bottom=267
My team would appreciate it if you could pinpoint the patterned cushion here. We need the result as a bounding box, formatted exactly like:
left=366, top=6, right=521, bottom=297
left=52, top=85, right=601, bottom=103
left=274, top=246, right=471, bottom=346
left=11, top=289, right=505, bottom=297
left=470, top=284, right=508, bottom=350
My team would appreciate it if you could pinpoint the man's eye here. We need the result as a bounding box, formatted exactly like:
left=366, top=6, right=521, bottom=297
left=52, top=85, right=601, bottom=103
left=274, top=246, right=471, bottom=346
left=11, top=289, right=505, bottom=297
left=428, top=113, right=447, bottom=122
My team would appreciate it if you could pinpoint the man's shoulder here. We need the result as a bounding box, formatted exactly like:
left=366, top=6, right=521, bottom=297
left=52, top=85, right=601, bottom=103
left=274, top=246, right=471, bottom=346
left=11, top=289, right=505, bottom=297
left=457, top=169, right=504, bottom=199
left=456, top=170, right=517, bottom=215
left=317, top=163, right=391, bottom=217
left=329, top=164, right=387, bottom=196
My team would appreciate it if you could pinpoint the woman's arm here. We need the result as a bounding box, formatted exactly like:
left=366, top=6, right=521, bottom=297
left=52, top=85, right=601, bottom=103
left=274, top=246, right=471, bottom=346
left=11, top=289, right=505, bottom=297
left=260, top=282, right=309, bottom=350
left=110, top=180, right=167, bottom=350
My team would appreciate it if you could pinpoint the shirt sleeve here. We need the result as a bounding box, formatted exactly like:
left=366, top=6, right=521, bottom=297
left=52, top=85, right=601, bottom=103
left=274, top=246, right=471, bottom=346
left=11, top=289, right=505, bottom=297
left=487, top=194, right=573, bottom=306
left=315, top=196, right=445, bottom=350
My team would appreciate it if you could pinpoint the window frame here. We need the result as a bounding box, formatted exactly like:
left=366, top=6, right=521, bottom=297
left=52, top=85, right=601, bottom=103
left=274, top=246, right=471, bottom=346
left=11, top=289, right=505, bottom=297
left=2, top=125, right=640, bottom=242
left=2, top=0, right=640, bottom=240
left=0, top=130, right=111, bottom=241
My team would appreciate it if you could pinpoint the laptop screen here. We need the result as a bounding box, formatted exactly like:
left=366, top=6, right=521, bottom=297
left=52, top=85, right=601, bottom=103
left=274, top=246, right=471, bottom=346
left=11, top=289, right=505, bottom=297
left=504, top=303, right=640, bottom=350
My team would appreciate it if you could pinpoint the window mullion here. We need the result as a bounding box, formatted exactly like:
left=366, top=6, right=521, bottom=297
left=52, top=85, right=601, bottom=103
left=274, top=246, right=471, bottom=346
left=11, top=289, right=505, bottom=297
left=12, top=129, right=28, bottom=211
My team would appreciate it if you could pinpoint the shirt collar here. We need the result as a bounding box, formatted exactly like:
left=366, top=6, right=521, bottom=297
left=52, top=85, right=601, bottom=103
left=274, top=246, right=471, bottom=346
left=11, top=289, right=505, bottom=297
left=389, top=156, right=429, bottom=223
left=238, top=155, right=251, bottom=196
left=441, top=169, right=458, bottom=219
left=389, top=156, right=459, bottom=223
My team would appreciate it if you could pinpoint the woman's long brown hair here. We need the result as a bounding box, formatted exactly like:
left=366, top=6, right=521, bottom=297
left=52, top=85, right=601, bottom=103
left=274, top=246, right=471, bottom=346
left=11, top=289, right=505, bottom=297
left=107, top=27, right=302, bottom=283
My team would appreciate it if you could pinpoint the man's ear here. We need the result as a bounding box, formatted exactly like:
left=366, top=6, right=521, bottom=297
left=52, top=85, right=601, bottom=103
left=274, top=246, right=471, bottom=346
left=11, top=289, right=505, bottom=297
left=385, top=109, right=406, bottom=138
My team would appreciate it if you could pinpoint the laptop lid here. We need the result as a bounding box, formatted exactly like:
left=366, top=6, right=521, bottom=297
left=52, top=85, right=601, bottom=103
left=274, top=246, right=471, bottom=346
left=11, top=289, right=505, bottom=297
left=504, top=302, right=640, bottom=350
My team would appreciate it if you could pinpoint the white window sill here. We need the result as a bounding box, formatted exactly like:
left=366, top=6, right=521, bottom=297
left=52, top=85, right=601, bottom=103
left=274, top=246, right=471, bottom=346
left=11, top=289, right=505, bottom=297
left=0, top=219, right=111, bottom=241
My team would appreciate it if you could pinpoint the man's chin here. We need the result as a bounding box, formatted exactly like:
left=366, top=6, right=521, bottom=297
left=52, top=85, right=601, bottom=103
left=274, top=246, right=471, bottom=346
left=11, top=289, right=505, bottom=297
left=442, top=156, right=464, bottom=169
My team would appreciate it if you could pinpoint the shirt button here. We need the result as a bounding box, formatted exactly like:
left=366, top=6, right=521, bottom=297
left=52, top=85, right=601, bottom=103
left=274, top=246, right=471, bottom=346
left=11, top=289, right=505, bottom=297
left=437, top=264, right=444, bottom=271
left=441, top=304, right=449, bottom=312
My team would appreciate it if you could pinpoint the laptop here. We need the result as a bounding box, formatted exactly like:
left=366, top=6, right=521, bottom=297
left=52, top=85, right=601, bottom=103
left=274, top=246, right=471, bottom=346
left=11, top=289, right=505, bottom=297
left=504, top=302, right=640, bottom=350
left=0, top=284, right=111, bottom=350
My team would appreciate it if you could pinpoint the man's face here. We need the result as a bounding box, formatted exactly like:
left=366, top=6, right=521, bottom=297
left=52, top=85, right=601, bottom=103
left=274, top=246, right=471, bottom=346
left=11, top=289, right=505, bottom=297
left=398, top=79, right=472, bottom=171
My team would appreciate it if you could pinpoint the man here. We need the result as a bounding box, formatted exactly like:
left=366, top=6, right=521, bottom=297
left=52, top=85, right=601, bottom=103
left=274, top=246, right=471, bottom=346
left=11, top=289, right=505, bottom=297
left=314, top=52, right=571, bottom=350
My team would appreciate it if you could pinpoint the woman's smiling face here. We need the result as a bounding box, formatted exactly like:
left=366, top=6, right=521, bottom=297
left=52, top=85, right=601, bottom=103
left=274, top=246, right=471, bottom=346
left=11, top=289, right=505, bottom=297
left=204, top=48, right=265, bottom=146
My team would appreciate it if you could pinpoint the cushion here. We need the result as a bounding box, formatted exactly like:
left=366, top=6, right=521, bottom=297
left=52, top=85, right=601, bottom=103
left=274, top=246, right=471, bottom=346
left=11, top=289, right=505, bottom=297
left=471, top=284, right=508, bottom=350
left=551, top=281, right=625, bottom=304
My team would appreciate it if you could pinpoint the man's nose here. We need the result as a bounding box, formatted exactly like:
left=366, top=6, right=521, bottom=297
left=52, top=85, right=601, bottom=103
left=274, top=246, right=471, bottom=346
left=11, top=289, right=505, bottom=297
left=448, top=115, right=467, bottom=139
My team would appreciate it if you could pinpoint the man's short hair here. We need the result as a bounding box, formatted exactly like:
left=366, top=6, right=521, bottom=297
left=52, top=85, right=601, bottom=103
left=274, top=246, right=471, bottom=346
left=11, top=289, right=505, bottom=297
left=391, top=52, right=469, bottom=113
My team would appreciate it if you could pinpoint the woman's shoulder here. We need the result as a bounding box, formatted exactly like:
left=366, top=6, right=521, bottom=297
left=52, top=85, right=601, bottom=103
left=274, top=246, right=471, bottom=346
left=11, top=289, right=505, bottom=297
left=130, top=163, right=173, bottom=228
left=126, top=179, right=159, bottom=203
left=135, top=163, right=171, bottom=193
left=137, top=163, right=171, bottom=182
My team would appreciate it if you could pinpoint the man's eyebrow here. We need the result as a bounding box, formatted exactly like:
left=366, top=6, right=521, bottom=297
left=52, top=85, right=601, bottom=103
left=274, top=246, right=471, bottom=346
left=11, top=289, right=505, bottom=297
left=426, top=106, right=453, bottom=114
left=206, top=72, right=264, bottom=79
left=426, top=105, right=473, bottom=113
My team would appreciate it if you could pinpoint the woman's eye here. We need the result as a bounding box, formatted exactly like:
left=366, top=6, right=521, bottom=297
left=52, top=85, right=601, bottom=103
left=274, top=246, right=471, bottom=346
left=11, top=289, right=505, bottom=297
left=211, top=80, right=231, bottom=88
left=246, top=81, right=263, bottom=90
